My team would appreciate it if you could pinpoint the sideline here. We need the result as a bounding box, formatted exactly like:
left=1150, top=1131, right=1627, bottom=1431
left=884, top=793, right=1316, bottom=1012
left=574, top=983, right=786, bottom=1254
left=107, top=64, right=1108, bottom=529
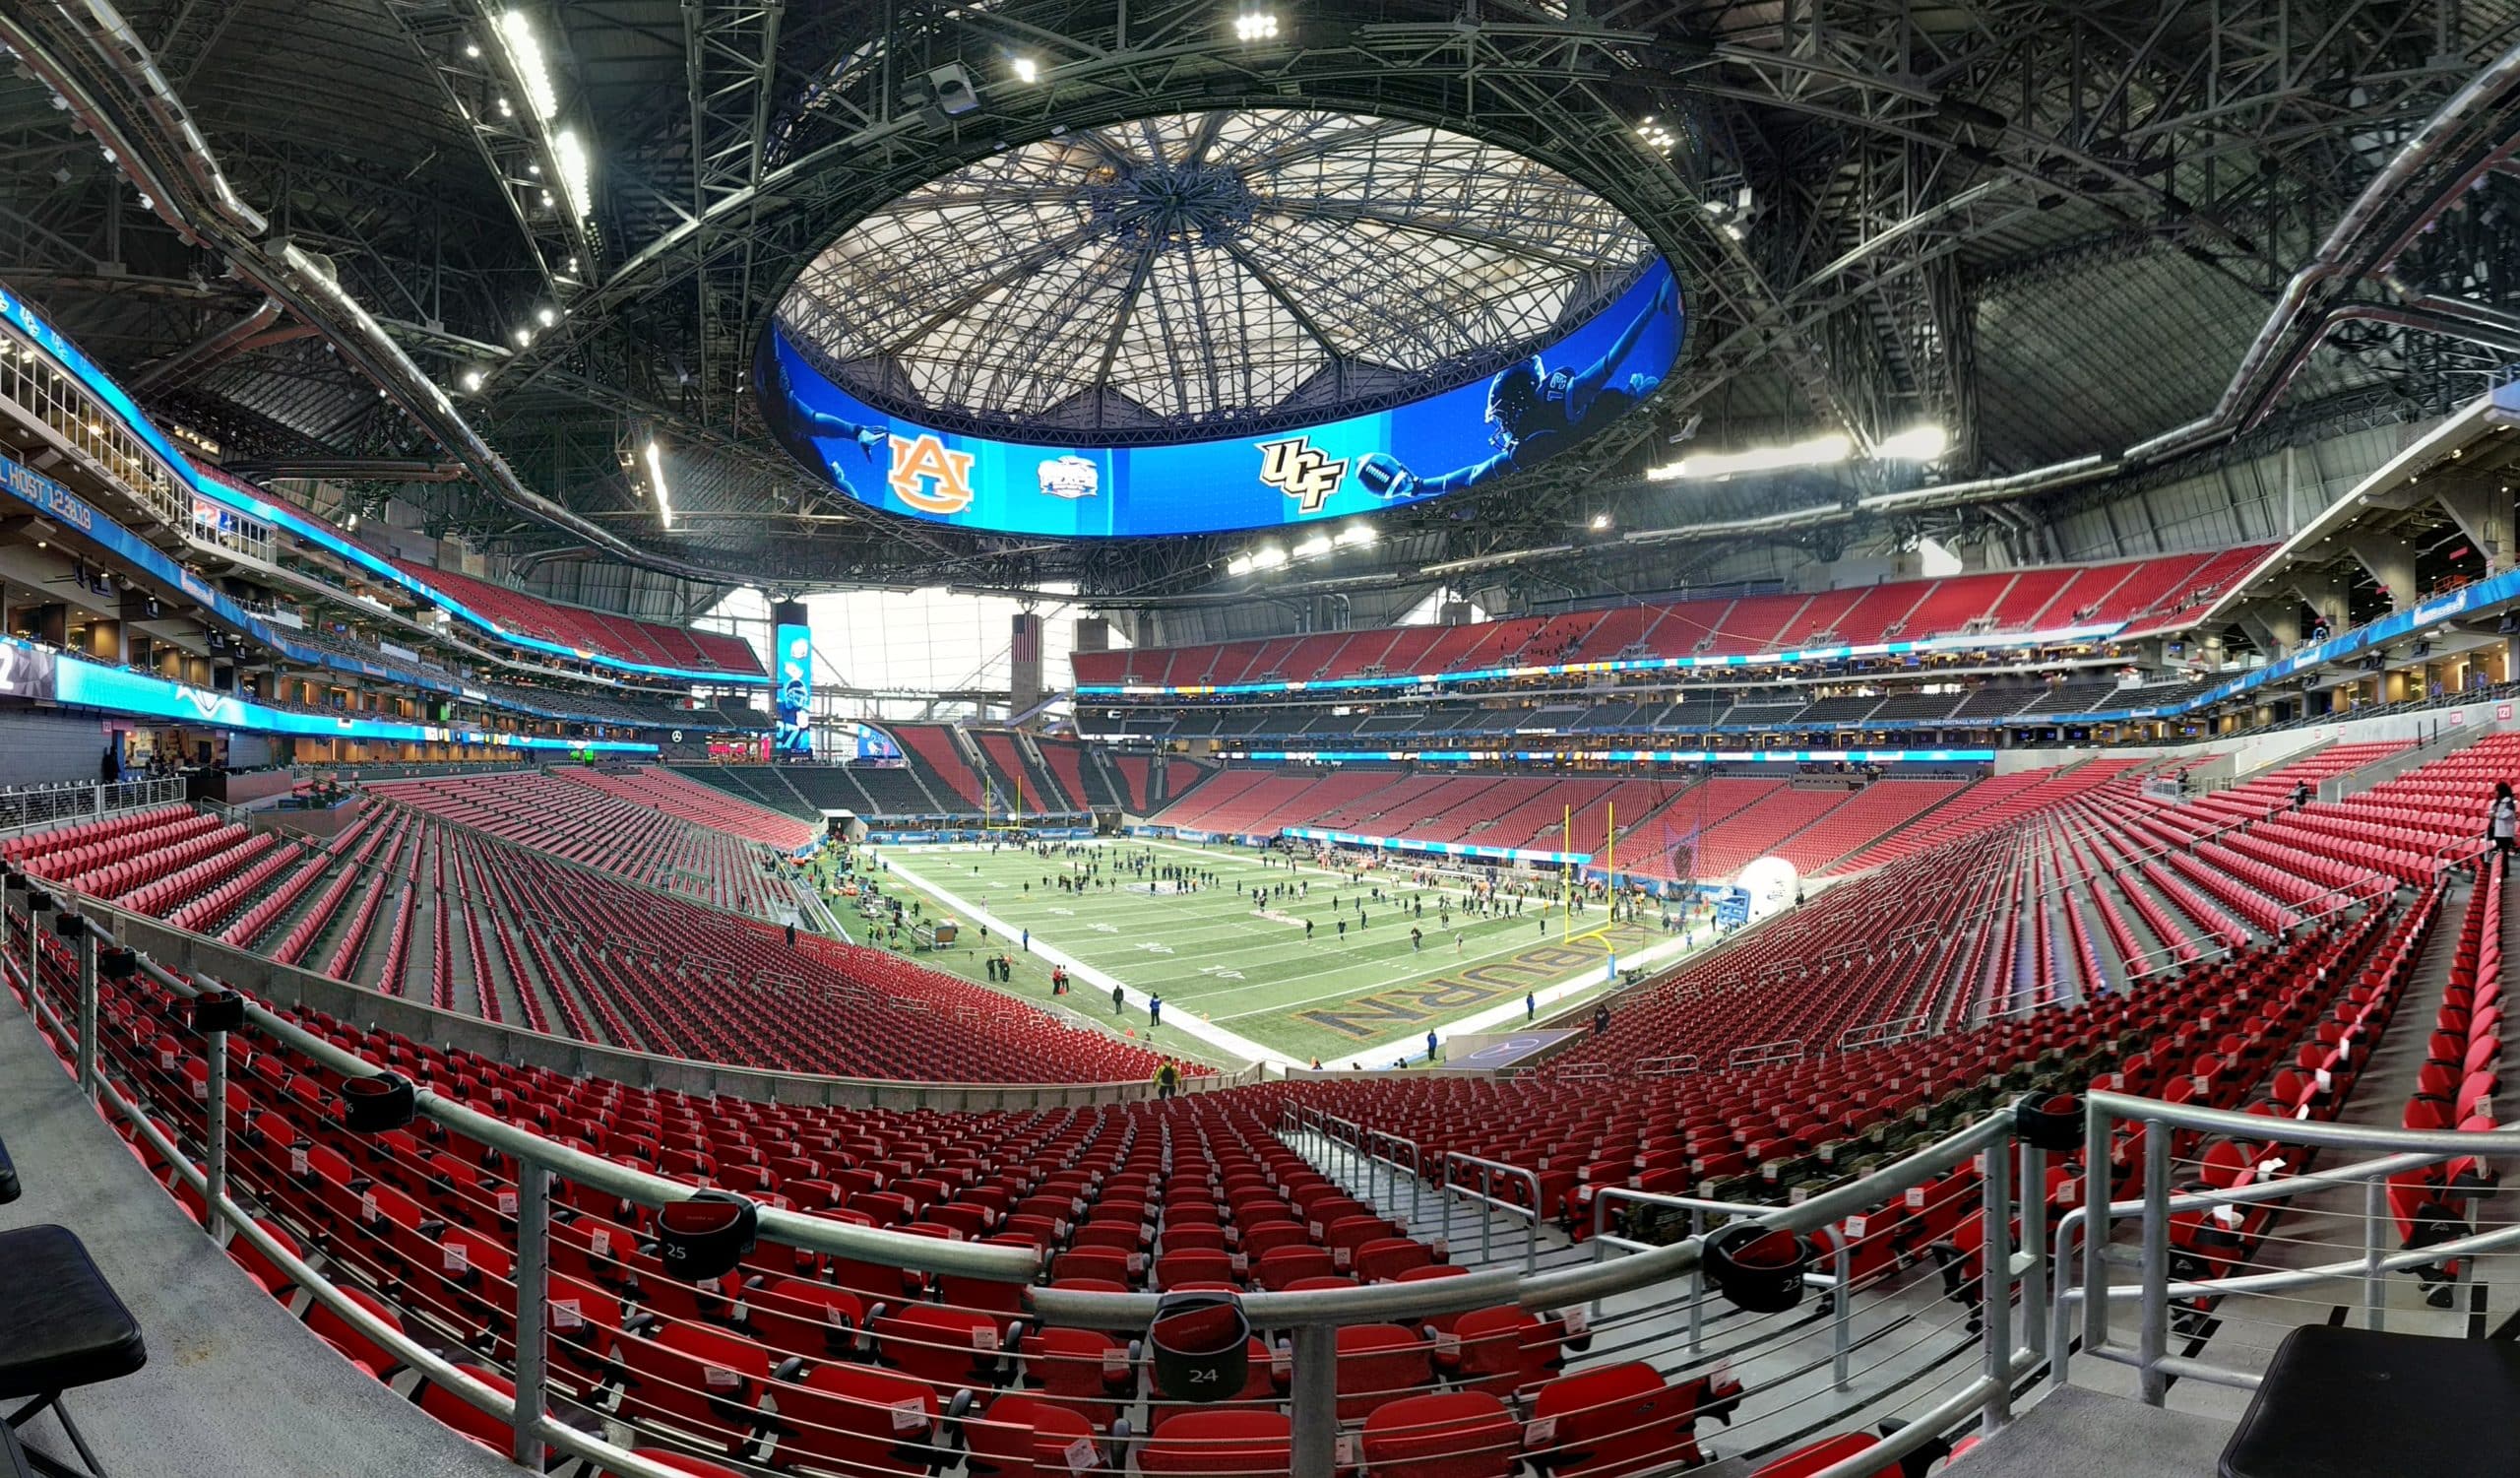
left=882, top=850, right=1295, bottom=1072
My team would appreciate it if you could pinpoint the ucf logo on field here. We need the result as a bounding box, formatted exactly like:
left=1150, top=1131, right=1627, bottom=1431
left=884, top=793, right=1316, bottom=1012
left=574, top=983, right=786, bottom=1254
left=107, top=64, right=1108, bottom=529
left=1256, top=435, right=1349, bottom=513
left=889, top=433, right=977, bottom=513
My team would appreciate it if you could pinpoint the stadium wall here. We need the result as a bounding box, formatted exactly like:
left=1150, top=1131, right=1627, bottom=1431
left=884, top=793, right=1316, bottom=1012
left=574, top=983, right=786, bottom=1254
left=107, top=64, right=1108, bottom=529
left=0, top=707, right=124, bottom=787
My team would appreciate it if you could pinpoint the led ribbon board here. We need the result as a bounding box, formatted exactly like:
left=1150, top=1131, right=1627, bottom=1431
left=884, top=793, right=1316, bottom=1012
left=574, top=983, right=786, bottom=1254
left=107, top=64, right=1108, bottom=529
left=0, top=281, right=763, bottom=687
left=765, top=261, right=1682, bottom=538
left=40, top=643, right=654, bottom=752
left=773, top=606, right=812, bottom=757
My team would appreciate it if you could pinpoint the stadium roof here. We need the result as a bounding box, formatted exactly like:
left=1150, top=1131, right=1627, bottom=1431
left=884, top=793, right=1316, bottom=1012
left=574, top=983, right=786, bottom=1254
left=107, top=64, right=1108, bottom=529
left=775, top=109, right=1657, bottom=441
left=4, top=0, right=2520, bottom=607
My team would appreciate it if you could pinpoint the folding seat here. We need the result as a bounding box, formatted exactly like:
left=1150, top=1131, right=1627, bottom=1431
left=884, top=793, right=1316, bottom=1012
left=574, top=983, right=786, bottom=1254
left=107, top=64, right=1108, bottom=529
left=1015, top=1326, right=1135, bottom=1430
left=402, top=1222, right=517, bottom=1352
left=1524, top=1361, right=1723, bottom=1477
left=872, top=1304, right=1014, bottom=1391
left=543, top=1274, right=631, bottom=1396
left=1157, top=1250, right=1239, bottom=1289
left=616, top=1319, right=774, bottom=1455
left=1050, top=1249, right=1139, bottom=1287
left=1333, top=1323, right=1436, bottom=1421
left=1253, top=1246, right=1339, bottom=1292
left=1440, top=1305, right=1583, bottom=1401
left=925, top=1202, right=992, bottom=1240
left=413, top=1363, right=521, bottom=1452
left=747, top=1278, right=866, bottom=1363
left=1239, top=1222, right=1311, bottom=1260
left=762, top=1360, right=947, bottom=1477
left=1749, top=1432, right=1907, bottom=1477
left=306, top=1287, right=414, bottom=1379
left=1073, top=1221, right=1150, bottom=1254
left=1354, top=1238, right=1434, bottom=1283
left=225, top=1217, right=304, bottom=1301
left=1137, top=1409, right=1291, bottom=1476
left=1360, top=1390, right=1523, bottom=1478
left=964, top=1392, right=1107, bottom=1478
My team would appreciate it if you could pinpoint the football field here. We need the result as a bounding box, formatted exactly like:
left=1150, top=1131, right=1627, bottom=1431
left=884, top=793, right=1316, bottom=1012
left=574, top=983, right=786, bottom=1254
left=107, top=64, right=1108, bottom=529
left=863, top=838, right=1694, bottom=1067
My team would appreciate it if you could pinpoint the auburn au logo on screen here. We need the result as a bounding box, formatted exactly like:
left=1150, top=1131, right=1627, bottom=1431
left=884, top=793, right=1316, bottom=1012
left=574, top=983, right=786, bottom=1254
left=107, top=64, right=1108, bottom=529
left=888, top=433, right=977, bottom=513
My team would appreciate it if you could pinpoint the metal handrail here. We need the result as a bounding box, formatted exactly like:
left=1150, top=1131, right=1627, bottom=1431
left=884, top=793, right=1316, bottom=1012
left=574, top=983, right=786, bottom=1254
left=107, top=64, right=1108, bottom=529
left=1587, top=1184, right=1858, bottom=1385
left=15, top=879, right=2088, bottom=1478
left=2063, top=1089, right=2520, bottom=1403
left=1840, top=1012, right=1932, bottom=1050
left=1636, top=1052, right=1701, bottom=1077
left=1360, top=1127, right=1427, bottom=1226
left=1728, top=1037, right=1804, bottom=1067
left=1440, top=1150, right=1546, bottom=1275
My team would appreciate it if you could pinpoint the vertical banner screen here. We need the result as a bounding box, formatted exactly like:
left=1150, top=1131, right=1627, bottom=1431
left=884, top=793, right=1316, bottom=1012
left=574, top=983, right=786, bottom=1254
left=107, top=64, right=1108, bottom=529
left=772, top=602, right=812, bottom=757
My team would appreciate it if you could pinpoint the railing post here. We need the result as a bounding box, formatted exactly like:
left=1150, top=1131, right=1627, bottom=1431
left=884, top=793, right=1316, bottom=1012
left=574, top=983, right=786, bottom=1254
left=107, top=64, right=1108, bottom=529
left=511, top=1162, right=550, bottom=1468
left=204, top=1016, right=230, bottom=1245
left=2137, top=1123, right=2171, bottom=1407
left=1478, top=1164, right=1494, bottom=1264
left=59, top=906, right=95, bottom=1101
left=2020, top=1144, right=2048, bottom=1361
left=1687, top=1207, right=1705, bottom=1354
left=1289, top=1321, right=1338, bottom=1478
left=2361, top=1175, right=2388, bottom=1331
left=1981, top=1136, right=2014, bottom=1434
left=27, top=888, right=51, bottom=1029
left=2082, top=1102, right=2112, bottom=1358
left=1830, top=1231, right=1853, bottom=1390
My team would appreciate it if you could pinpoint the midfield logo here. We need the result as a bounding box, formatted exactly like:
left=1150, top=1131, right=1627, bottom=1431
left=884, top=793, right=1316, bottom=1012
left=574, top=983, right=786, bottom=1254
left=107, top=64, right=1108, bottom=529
left=889, top=433, right=976, bottom=513
left=1256, top=435, right=1349, bottom=514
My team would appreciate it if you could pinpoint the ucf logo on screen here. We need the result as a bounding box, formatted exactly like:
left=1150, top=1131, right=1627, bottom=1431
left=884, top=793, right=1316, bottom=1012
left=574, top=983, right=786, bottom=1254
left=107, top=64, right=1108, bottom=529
left=1255, top=435, right=1350, bottom=513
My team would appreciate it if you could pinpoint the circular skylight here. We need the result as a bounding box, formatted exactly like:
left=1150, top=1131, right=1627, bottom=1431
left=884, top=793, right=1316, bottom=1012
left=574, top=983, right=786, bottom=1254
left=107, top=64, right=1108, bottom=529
left=772, top=108, right=1659, bottom=443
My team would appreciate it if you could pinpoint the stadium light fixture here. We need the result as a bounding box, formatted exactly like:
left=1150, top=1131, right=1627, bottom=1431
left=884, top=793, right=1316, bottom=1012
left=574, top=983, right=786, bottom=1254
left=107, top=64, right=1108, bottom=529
left=1293, top=534, right=1333, bottom=558
left=1335, top=524, right=1376, bottom=546
left=645, top=440, right=675, bottom=530
left=497, top=11, right=560, bottom=122
left=1877, top=424, right=1951, bottom=461
left=1649, top=433, right=1852, bottom=482
left=1227, top=554, right=1255, bottom=576
left=553, top=128, right=595, bottom=221
left=1233, top=11, right=1281, bottom=41
left=460, top=369, right=484, bottom=392
left=1011, top=56, right=1040, bottom=83
left=1249, top=545, right=1289, bottom=569
left=536, top=305, right=558, bottom=327
left=1590, top=512, right=1611, bottom=531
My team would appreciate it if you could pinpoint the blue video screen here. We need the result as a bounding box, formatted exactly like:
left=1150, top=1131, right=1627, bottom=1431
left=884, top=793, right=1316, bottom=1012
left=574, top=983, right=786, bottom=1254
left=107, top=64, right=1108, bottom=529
left=763, top=260, right=1682, bottom=538
left=773, top=621, right=813, bottom=756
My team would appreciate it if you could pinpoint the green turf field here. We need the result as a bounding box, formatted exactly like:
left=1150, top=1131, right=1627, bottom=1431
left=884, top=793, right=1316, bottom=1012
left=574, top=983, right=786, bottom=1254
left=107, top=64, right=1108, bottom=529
left=852, top=839, right=1687, bottom=1066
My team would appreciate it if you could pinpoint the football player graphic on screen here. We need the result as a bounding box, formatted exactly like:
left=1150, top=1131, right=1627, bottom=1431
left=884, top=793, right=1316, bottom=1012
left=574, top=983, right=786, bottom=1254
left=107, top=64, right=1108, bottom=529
left=772, top=351, right=889, bottom=491
left=1356, top=271, right=1675, bottom=499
